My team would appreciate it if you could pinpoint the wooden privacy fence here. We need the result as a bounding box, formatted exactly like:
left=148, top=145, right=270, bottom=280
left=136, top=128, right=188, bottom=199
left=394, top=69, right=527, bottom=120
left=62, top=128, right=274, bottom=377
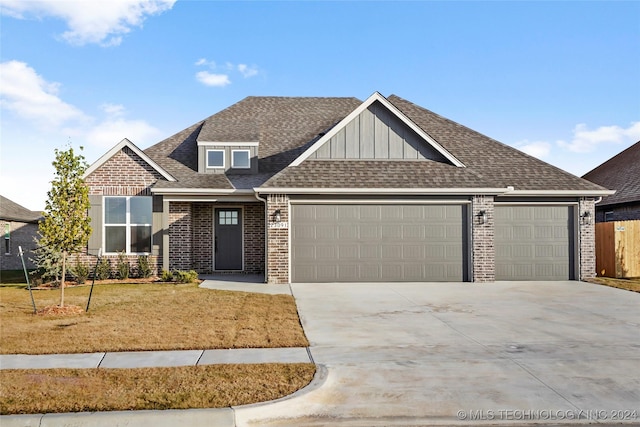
left=595, top=220, right=640, bottom=278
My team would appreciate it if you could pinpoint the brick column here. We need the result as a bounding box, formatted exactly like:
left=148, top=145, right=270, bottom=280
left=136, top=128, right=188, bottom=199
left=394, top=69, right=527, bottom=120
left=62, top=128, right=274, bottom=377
left=169, top=202, right=192, bottom=271
left=579, top=197, right=596, bottom=280
left=266, top=194, right=289, bottom=284
left=472, top=195, right=495, bottom=282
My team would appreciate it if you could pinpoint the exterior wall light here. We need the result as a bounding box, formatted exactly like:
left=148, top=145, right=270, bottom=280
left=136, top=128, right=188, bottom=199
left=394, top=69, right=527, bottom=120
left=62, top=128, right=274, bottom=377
left=477, top=210, right=487, bottom=225
left=581, top=211, right=591, bottom=225
left=272, top=209, right=281, bottom=223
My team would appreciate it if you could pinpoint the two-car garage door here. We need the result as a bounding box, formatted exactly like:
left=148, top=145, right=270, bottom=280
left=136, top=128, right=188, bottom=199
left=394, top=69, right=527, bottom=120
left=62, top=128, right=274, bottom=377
left=291, top=204, right=466, bottom=283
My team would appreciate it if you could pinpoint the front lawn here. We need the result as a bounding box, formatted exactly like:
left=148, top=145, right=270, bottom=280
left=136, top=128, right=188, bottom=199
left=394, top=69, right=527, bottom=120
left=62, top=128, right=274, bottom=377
left=0, top=283, right=309, bottom=354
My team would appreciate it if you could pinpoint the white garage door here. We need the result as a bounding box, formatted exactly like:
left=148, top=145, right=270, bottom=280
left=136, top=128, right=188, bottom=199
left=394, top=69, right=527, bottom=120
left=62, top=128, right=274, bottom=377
left=291, top=204, right=467, bottom=283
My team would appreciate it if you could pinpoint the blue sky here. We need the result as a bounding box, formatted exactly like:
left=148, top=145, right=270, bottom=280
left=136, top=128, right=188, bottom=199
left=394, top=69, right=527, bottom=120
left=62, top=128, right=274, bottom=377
left=1, top=0, right=639, bottom=211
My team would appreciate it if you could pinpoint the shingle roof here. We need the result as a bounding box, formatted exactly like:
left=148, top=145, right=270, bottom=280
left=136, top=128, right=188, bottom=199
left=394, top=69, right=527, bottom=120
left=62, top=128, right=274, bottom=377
left=582, top=141, right=640, bottom=206
left=384, top=95, right=606, bottom=192
left=0, top=196, right=41, bottom=222
left=144, top=96, right=361, bottom=190
left=143, top=93, right=609, bottom=193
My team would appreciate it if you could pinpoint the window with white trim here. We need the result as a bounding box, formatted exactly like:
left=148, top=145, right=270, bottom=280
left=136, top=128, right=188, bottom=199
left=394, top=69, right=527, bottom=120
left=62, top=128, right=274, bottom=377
left=207, top=150, right=225, bottom=168
left=104, top=196, right=152, bottom=254
left=231, top=149, right=250, bottom=169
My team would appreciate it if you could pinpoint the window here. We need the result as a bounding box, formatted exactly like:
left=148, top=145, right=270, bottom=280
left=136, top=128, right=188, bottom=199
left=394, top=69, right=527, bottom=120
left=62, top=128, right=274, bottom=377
left=231, top=150, right=250, bottom=169
left=207, top=150, right=225, bottom=168
left=104, top=196, right=152, bottom=254
left=4, top=223, right=9, bottom=255
left=604, top=211, right=614, bottom=222
left=219, top=210, right=238, bottom=225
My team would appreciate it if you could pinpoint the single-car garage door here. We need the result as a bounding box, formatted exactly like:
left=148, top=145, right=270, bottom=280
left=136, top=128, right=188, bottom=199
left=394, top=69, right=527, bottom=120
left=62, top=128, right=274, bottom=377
left=291, top=204, right=467, bottom=283
left=495, top=205, right=575, bottom=281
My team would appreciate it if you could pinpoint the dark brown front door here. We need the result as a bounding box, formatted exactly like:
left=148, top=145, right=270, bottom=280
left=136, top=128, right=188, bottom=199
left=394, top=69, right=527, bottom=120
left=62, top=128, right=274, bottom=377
left=215, top=208, right=242, bottom=270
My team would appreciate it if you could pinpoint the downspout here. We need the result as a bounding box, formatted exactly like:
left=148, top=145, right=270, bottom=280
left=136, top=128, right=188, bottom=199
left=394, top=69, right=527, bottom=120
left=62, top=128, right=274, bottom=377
left=254, top=191, right=268, bottom=284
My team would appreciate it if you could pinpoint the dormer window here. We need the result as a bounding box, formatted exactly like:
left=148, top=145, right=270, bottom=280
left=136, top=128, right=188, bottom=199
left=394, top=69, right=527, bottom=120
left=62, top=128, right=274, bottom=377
left=232, top=150, right=250, bottom=169
left=198, top=141, right=258, bottom=174
left=207, top=149, right=225, bottom=168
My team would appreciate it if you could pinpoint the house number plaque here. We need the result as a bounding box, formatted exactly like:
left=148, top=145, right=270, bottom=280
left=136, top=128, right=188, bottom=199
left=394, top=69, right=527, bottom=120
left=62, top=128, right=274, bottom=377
left=269, top=222, right=289, bottom=229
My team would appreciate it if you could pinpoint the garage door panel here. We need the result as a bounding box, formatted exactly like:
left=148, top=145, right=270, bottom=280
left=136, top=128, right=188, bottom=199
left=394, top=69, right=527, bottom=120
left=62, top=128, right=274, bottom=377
left=292, top=204, right=465, bottom=282
left=495, top=205, right=574, bottom=281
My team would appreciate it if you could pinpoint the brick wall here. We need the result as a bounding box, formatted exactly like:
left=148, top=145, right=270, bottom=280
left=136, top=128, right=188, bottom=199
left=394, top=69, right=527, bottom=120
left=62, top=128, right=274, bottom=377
left=266, top=194, right=289, bottom=284
left=1, top=221, right=38, bottom=270
left=85, top=147, right=162, bottom=197
left=472, top=195, right=495, bottom=282
left=244, top=203, right=265, bottom=275
left=169, top=202, right=192, bottom=271
left=84, top=146, right=164, bottom=273
left=579, top=197, right=596, bottom=280
left=192, top=203, right=213, bottom=272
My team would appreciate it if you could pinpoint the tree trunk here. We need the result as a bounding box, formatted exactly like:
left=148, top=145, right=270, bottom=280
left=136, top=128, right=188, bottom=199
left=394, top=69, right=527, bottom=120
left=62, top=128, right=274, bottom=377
left=60, top=250, right=67, bottom=307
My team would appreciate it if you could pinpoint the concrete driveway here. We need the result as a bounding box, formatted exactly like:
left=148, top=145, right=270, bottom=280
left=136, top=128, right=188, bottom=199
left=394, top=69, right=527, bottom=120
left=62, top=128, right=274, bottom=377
left=237, top=281, right=640, bottom=426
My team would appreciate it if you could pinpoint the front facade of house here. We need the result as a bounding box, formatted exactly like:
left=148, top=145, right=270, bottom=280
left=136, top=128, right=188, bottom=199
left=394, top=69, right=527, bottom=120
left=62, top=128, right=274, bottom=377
left=84, top=93, right=612, bottom=283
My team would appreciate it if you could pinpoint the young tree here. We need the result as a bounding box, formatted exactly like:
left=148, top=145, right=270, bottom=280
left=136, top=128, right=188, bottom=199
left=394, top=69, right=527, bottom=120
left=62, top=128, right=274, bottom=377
left=38, top=145, right=91, bottom=307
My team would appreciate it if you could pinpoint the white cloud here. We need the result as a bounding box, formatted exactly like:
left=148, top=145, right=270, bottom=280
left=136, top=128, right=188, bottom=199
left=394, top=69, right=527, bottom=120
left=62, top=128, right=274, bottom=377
left=515, top=140, right=551, bottom=159
left=194, top=58, right=259, bottom=87
left=238, top=64, right=258, bottom=78
left=557, top=122, right=640, bottom=153
left=100, top=103, right=126, bottom=117
left=0, top=60, right=89, bottom=128
left=86, top=117, right=161, bottom=148
left=0, top=0, right=175, bottom=46
left=0, top=60, right=160, bottom=148
left=196, top=71, right=231, bottom=87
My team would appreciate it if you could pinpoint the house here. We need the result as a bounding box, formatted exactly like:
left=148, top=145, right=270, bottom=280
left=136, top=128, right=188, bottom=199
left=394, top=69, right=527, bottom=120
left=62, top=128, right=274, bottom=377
left=84, top=92, right=612, bottom=284
left=582, top=141, right=640, bottom=222
left=0, top=196, right=41, bottom=270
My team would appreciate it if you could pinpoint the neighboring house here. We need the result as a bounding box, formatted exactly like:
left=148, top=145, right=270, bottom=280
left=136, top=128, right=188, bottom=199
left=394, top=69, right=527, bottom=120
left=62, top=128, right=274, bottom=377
left=582, top=141, right=640, bottom=222
left=0, top=196, right=41, bottom=270
left=84, top=92, right=612, bottom=284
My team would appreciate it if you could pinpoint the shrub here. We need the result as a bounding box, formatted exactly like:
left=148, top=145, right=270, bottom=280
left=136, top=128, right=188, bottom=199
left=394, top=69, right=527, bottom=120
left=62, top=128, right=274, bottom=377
left=117, top=252, right=130, bottom=280
left=29, top=238, right=62, bottom=284
left=172, top=270, right=199, bottom=284
left=137, top=255, right=152, bottom=278
left=161, top=269, right=173, bottom=282
left=95, top=257, right=111, bottom=281
left=71, top=256, right=90, bottom=284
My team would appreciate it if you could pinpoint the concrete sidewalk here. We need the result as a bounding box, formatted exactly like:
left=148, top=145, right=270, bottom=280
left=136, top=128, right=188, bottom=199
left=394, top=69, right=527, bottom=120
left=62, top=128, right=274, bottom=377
left=0, top=347, right=312, bottom=370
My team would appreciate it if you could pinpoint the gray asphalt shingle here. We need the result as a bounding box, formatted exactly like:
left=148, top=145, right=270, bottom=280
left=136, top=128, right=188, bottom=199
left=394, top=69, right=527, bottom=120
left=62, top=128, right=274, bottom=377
left=142, top=94, right=608, bottom=193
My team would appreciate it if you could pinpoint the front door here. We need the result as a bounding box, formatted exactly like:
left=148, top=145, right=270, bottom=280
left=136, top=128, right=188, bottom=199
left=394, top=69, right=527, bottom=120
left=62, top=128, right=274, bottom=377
left=214, top=208, right=242, bottom=270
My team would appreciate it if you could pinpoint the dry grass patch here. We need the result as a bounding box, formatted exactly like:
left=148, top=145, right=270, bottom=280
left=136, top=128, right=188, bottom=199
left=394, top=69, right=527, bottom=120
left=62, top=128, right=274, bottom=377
left=0, top=364, right=316, bottom=415
left=586, top=277, right=640, bottom=293
left=0, top=283, right=309, bottom=354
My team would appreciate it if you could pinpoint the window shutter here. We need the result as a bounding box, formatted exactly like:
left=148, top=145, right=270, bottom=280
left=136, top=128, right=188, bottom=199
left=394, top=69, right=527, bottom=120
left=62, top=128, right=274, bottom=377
left=87, top=195, right=102, bottom=255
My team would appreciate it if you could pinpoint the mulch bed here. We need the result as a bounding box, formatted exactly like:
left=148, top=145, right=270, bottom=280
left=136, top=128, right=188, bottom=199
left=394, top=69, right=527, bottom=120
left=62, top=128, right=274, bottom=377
left=36, top=305, right=84, bottom=316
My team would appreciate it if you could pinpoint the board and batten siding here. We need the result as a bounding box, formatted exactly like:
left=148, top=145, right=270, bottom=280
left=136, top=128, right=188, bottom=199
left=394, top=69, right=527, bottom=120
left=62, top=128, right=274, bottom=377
left=311, top=101, right=449, bottom=162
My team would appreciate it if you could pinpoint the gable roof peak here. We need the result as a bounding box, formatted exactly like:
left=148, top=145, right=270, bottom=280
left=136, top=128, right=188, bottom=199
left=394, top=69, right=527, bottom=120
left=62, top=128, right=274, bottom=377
left=290, top=92, right=465, bottom=167
left=84, top=138, right=176, bottom=181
